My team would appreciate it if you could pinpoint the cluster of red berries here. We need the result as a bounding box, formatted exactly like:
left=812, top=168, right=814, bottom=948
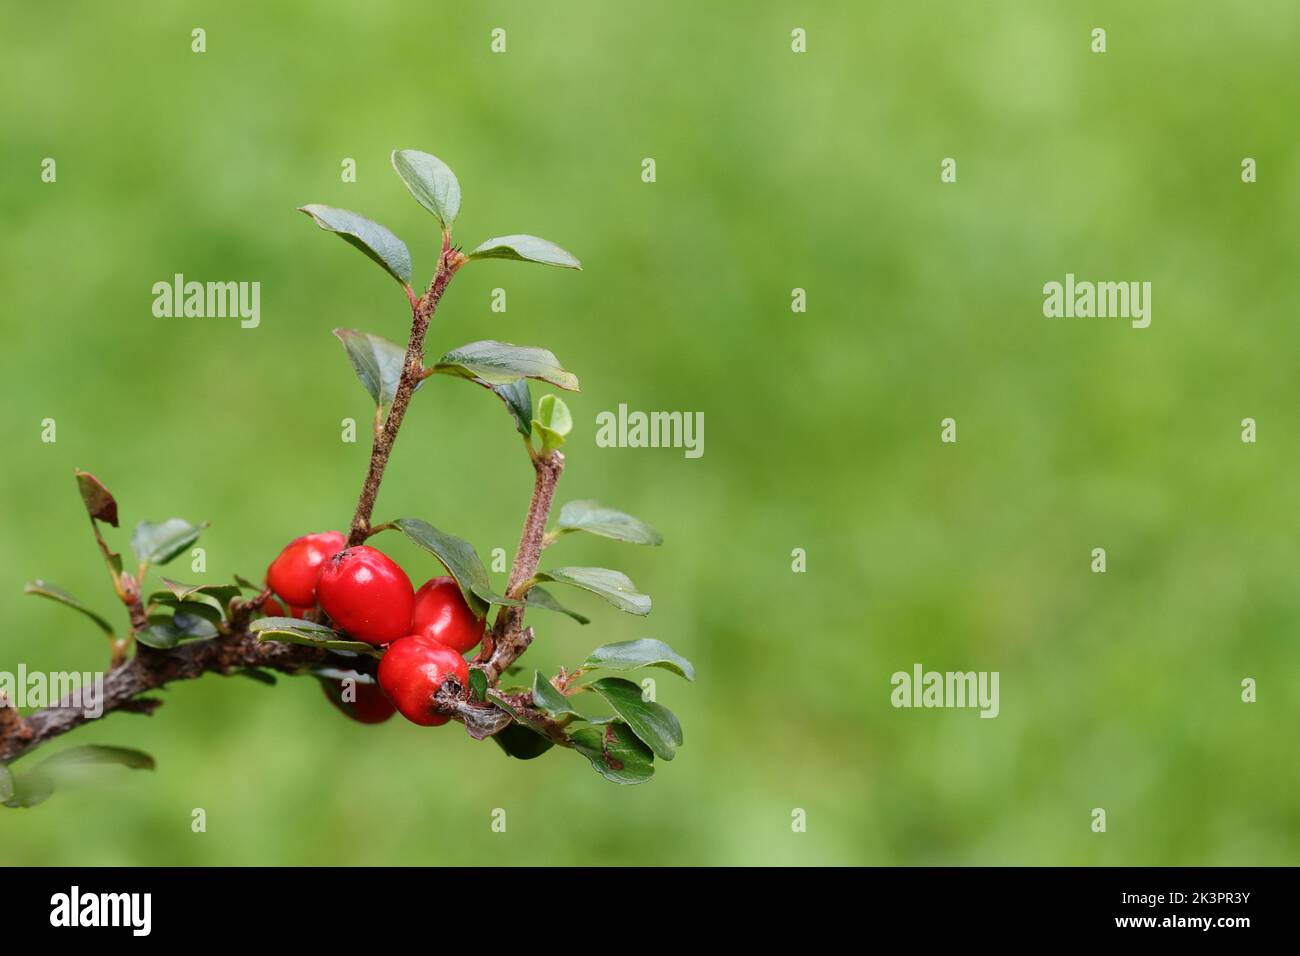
left=265, top=531, right=485, bottom=727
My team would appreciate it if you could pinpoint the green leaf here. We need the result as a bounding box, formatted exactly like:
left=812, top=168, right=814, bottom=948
left=334, top=329, right=408, bottom=417
left=249, top=617, right=381, bottom=657
left=299, top=204, right=412, bottom=286
left=524, top=586, right=590, bottom=625
left=487, top=378, right=532, bottom=437
left=5, top=745, right=155, bottom=809
left=434, top=341, right=579, bottom=392
left=391, top=149, right=461, bottom=229
left=533, top=567, right=651, bottom=616
left=492, top=723, right=554, bottom=760
left=380, top=518, right=519, bottom=617
left=555, top=500, right=663, bottom=546
left=24, top=581, right=114, bottom=636
left=235, top=669, right=277, bottom=686
left=159, top=579, right=241, bottom=609
left=136, top=610, right=218, bottom=648
left=74, top=469, right=118, bottom=526
left=131, top=518, right=206, bottom=566
left=532, top=671, right=582, bottom=719
left=582, top=638, right=695, bottom=681
left=569, top=722, right=654, bottom=784
left=533, top=394, right=572, bottom=453
left=468, top=668, right=488, bottom=703
left=587, top=677, right=682, bottom=761
left=468, top=235, right=581, bottom=270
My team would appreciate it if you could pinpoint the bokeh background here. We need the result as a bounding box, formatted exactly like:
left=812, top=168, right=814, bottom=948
left=2, top=0, right=1298, bottom=865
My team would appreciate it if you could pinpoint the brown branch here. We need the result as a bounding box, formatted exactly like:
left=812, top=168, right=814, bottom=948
left=347, top=241, right=464, bottom=547
left=0, top=630, right=359, bottom=764
left=478, top=450, right=565, bottom=683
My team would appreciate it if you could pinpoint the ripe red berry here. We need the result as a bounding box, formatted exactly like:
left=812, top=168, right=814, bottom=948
left=410, top=576, right=486, bottom=653
left=378, top=636, right=470, bottom=726
left=266, top=530, right=346, bottom=608
left=316, top=545, right=415, bottom=645
left=318, top=677, right=397, bottom=724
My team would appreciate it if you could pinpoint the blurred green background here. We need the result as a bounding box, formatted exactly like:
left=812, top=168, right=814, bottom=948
left=2, top=0, right=1298, bottom=865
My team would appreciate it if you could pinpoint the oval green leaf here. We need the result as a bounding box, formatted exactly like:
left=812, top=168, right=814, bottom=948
left=24, top=581, right=115, bottom=636
left=434, top=341, right=579, bottom=392
left=492, top=723, right=554, bottom=760
left=582, top=638, right=694, bottom=681
left=533, top=567, right=651, bottom=616
left=587, top=677, right=682, bottom=761
left=249, top=617, right=381, bottom=657
left=533, top=394, right=572, bottom=453
left=555, top=500, right=662, bottom=546
left=334, top=328, right=408, bottom=416
left=468, top=235, right=581, bottom=270
left=524, top=586, right=590, bottom=625
left=380, top=518, right=520, bottom=618
left=391, top=149, right=461, bottom=228
left=299, top=204, right=412, bottom=286
left=131, top=518, right=207, bottom=566
left=568, top=722, right=655, bottom=784
left=531, top=671, right=582, bottom=719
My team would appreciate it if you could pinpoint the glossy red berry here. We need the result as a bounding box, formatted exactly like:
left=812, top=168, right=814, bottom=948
left=316, top=546, right=415, bottom=645
left=266, top=531, right=346, bottom=608
left=410, top=576, right=486, bottom=653
left=378, top=636, right=470, bottom=726
left=318, top=677, right=397, bottom=724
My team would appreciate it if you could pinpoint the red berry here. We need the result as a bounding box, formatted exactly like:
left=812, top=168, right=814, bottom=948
left=411, top=576, right=486, bottom=653
left=378, top=636, right=469, bottom=726
left=316, top=546, right=415, bottom=645
left=318, top=677, right=396, bottom=724
left=266, top=531, right=346, bottom=608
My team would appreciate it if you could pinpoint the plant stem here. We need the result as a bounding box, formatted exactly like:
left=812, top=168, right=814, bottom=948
left=346, top=241, right=463, bottom=547
left=478, top=450, right=565, bottom=683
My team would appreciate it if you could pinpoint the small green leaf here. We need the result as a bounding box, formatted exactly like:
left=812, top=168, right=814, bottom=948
left=6, top=745, right=155, bottom=808
left=582, top=638, right=695, bottom=681
left=299, top=204, right=412, bottom=286
left=532, top=671, right=582, bottom=719
left=136, top=609, right=219, bottom=648
left=74, top=469, right=118, bottom=526
left=487, top=378, right=532, bottom=437
left=24, top=581, right=114, bottom=636
left=468, top=235, right=581, bottom=270
left=334, top=329, right=408, bottom=417
left=533, top=567, right=651, bottom=616
left=468, top=668, right=488, bottom=703
left=587, top=677, right=682, bottom=761
left=533, top=394, right=572, bottom=453
left=524, top=586, right=590, bottom=625
left=249, top=617, right=381, bottom=656
left=569, top=722, right=654, bottom=784
left=131, top=519, right=206, bottom=566
left=492, top=723, right=554, bottom=760
left=391, top=149, right=461, bottom=229
left=555, top=500, right=663, bottom=546
left=159, top=579, right=241, bottom=609
left=434, top=341, right=579, bottom=392
left=380, top=518, right=519, bottom=618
